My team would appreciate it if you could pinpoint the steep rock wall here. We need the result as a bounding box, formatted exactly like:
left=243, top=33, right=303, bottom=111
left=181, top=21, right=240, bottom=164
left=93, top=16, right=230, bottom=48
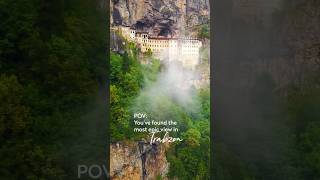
left=110, top=142, right=169, bottom=180
left=110, top=0, right=209, bottom=36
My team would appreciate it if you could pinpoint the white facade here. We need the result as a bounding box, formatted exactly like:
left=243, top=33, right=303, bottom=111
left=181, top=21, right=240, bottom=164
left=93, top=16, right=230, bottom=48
left=117, top=26, right=202, bottom=68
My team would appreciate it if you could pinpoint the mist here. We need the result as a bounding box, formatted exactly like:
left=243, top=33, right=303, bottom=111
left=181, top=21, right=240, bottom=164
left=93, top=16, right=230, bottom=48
left=132, top=52, right=202, bottom=116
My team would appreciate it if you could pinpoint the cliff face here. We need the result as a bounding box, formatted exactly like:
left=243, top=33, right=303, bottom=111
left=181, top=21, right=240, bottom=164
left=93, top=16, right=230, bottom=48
left=110, top=142, right=169, bottom=180
left=110, top=0, right=209, bottom=36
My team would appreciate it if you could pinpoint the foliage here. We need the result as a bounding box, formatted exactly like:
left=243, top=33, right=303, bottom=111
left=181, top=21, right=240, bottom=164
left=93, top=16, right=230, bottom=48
left=110, top=32, right=211, bottom=178
left=213, top=1, right=320, bottom=179
left=198, top=24, right=210, bottom=39
left=109, top=50, right=144, bottom=141
left=0, top=0, right=107, bottom=179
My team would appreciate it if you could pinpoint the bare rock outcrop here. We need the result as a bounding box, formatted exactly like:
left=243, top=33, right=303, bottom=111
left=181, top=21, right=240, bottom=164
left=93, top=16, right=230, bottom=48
left=110, top=142, right=169, bottom=180
left=110, top=0, right=209, bottom=36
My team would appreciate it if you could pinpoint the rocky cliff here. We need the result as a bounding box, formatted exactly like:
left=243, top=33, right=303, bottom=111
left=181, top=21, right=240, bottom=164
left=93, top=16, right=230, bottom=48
left=110, top=142, right=169, bottom=180
left=110, top=0, right=209, bottom=36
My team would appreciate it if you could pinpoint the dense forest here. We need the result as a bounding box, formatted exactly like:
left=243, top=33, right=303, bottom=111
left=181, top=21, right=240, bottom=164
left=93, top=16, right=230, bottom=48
left=0, top=0, right=107, bottom=179
left=213, top=0, right=320, bottom=179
